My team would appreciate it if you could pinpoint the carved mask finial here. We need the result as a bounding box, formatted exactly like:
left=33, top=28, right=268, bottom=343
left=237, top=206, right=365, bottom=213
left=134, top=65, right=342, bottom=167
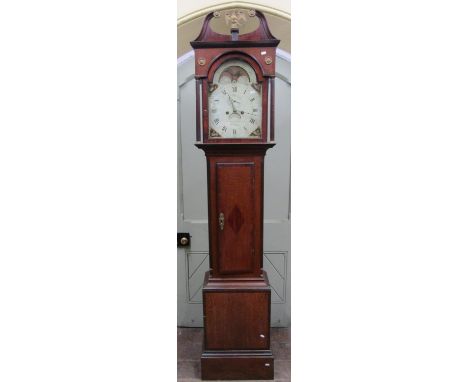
left=224, top=9, right=247, bottom=30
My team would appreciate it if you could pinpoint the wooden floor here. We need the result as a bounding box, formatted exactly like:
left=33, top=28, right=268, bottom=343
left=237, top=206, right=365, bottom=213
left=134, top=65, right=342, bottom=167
left=177, top=327, right=291, bottom=382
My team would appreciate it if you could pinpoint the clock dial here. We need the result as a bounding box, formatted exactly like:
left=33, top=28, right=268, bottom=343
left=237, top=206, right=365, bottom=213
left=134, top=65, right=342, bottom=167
left=208, top=60, right=262, bottom=139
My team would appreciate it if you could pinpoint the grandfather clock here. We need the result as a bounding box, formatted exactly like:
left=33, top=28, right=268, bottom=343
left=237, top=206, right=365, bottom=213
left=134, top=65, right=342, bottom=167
left=191, top=9, right=279, bottom=380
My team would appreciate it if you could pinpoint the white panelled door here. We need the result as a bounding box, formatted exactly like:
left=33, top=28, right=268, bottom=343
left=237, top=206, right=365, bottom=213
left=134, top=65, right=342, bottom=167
left=177, top=51, right=291, bottom=327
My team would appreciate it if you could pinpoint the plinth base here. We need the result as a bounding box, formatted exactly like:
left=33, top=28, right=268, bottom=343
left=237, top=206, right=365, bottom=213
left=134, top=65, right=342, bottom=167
left=201, top=350, right=274, bottom=380
left=201, top=271, right=274, bottom=380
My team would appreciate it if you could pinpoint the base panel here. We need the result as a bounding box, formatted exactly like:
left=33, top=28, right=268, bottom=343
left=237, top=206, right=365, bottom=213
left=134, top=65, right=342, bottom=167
left=201, top=351, right=274, bottom=380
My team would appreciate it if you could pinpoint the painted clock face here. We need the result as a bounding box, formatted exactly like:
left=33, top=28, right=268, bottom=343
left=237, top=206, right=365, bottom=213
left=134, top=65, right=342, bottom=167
left=208, top=59, right=262, bottom=139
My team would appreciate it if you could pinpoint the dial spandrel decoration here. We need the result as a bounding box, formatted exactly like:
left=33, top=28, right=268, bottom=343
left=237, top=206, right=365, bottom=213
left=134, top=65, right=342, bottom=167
left=208, top=59, right=262, bottom=139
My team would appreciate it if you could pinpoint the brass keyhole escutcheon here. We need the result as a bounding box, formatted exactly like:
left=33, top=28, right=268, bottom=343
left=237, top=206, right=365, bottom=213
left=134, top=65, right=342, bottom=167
left=219, top=212, right=225, bottom=230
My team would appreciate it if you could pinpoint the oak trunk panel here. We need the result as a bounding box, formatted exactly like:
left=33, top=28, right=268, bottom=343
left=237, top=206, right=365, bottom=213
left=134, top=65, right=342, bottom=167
left=204, top=290, right=270, bottom=350
left=216, top=162, right=255, bottom=274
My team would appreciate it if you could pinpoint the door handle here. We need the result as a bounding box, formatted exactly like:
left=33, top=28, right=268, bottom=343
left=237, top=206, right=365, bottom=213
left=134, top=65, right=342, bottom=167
left=218, top=212, right=224, bottom=231
left=177, top=233, right=191, bottom=247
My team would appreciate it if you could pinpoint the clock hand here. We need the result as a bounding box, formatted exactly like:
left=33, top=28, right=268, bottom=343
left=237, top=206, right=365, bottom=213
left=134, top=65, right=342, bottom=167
left=228, top=95, right=239, bottom=113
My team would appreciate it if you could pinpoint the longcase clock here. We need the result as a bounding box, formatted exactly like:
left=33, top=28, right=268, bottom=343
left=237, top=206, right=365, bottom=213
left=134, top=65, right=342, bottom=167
left=190, top=9, right=279, bottom=380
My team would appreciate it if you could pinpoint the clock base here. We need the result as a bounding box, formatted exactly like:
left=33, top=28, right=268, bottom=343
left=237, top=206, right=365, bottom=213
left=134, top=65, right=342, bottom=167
left=201, top=350, right=274, bottom=380
left=201, top=271, right=274, bottom=380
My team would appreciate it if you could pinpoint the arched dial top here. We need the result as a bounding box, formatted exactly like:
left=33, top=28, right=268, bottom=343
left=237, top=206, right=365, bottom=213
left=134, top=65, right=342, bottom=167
left=208, top=59, right=262, bottom=139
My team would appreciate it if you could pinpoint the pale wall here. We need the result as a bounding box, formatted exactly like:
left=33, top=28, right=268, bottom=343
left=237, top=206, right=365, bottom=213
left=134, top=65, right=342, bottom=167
left=178, top=0, right=290, bottom=20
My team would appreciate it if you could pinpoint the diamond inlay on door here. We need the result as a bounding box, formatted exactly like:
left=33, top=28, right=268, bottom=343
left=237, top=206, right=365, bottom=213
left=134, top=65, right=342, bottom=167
left=227, top=205, right=244, bottom=233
